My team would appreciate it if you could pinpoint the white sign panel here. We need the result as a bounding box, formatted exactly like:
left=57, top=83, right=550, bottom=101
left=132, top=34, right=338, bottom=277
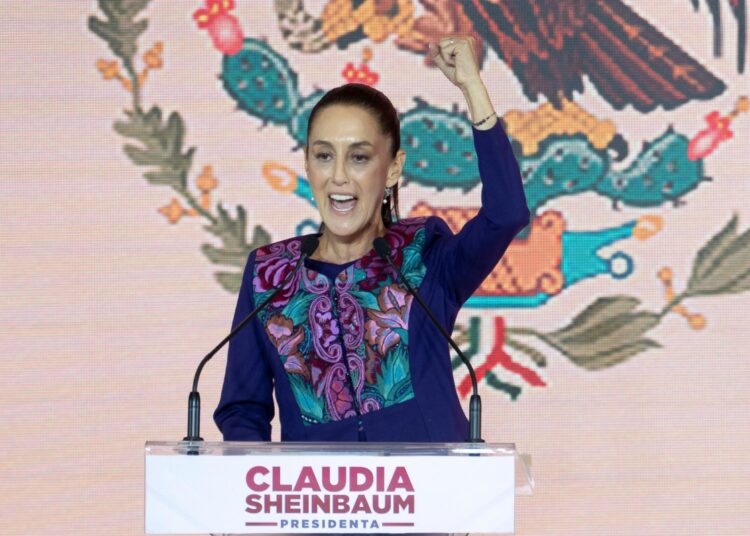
left=145, top=454, right=514, bottom=534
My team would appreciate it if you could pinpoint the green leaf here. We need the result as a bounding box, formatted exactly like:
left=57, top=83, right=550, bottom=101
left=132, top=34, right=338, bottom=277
left=204, top=214, right=273, bottom=293
left=548, top=296, right=641, bottom=342
left=688, top=214, right=738, bottom=288
left=350, top=290, right=379, bottom=310
left=143, top=169, right=184, bottom=187
left=201, top=244, right=249, bottom=268
left=376, top=346, right=412, bottom=403
left=204, top=204, right=247, bottom=246
left=250, top=225, right=271, bottom=248
left=282, top=293, right=316, bottom=326
left=484, top=372, right=522, bottom=400
left=115, top=108, right=163, bottom=143
left=396, top=327, right=408, bottom=346
left=548, top=312, right=660, bottom=359
left=288, top=374, right=326, bottom=423
left=206, top=217, right=271, bottom=294
left=88, top=0, right=151, bottom=64
left=255, top=288, right=276, bottom=305
left=451, top=317, right=481, bottom=370
left=565, top=339, right=661, bottom=370
left=143, top=106, right=163, bottom=127
left=124, top=144, right=169, bottom=167
left=215, top=271, right=242, bottom=293
left=505, top=337, right=547, bottom=367
left=165, top=112, right=185, bottom=154
left=401, top=228, right=427, bottom=284
left=114, top=118, right=150, bottom=140
left=117, top=107, right=193, bottom=191
left=724, top=267, right=750, bottom=294
left=688, top=225, right=750, bottom=296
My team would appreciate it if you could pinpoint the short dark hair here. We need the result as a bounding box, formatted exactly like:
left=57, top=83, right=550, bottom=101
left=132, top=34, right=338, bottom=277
left=306, top=83, right=401, bottom=227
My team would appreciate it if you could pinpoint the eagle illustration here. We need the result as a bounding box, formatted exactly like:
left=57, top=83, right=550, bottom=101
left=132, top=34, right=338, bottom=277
left=276, top=0, right=747, bottom=112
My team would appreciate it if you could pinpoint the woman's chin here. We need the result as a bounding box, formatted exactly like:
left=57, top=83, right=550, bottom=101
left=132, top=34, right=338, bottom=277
left=321, top=214, right=374, bottom=241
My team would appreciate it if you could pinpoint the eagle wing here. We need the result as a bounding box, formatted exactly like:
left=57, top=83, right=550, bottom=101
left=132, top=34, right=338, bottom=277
left=461, top=0, right=728, bottom=111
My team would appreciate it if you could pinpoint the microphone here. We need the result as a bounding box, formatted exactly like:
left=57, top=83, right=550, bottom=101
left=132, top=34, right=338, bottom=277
left=183, top=235, right=319, bottom=443
left=373, top=237, right=484, bottom=442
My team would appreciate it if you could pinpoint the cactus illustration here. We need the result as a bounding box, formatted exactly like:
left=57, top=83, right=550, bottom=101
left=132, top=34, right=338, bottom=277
left=222, top=37, right=712, bottom=217
left=221, top=38, right=302, bottom=129
left=517, top=135, right=609, bottom=214
left=399, top=99, right=479, bottom=192
left=596, top=128, right=708, bottom=208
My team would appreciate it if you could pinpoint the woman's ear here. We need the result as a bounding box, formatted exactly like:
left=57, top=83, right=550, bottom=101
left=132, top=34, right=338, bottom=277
left=386, top=149, right=406, bottom=187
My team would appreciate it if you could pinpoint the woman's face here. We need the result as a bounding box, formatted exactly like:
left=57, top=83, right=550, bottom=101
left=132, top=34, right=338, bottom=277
left=304, top=104, right=405, bottom=244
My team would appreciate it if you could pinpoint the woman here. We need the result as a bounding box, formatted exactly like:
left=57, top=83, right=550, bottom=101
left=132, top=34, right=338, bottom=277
left=214, top=36, right=530, bottom=442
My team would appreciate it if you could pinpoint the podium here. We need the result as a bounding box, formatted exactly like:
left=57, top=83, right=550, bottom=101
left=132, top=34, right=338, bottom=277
left=145, top=441, right=534, bottom=534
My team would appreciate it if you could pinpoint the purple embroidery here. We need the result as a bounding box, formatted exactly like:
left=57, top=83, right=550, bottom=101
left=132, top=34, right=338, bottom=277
left=254, top=241, right=302, bottom=307
left=323, top=362, right=356, bottom=420
left=364, top=284, right=412, bottom=355
left=338, top=292, right=365, bottom=350
left=323, top=353, right=368, bottom=422
left=265, top=314, right=309, bottom=380
left=335, top=265, right=355, bottom=292
left=309, top=295, right=342, bottom=363
left=361, top=396, right=382, bottom=413
left=253, top=219, right=428, bottom=425
left=302, top=267, right=330, bottom=294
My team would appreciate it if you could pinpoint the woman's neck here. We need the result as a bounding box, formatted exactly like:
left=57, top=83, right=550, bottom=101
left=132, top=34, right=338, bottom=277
left=314, top=225, right=386, bottom=264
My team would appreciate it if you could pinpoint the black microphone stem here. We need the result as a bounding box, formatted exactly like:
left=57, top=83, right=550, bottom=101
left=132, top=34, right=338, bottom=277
left=375, top=238, right=483, bottom=442
left=184, top=285, right=286, bottom=441
left=184, top=236, right=319, bottom=442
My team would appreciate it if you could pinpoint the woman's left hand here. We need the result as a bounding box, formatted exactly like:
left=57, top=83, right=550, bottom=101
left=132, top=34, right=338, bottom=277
left=428, top=36, right=482, bottom=90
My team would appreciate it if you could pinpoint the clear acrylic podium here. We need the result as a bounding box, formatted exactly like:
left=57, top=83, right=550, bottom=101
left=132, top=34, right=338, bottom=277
left=145, top=441, right=534, bottom=535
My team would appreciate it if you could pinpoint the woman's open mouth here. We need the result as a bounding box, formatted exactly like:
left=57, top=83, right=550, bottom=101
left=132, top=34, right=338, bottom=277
left=329, top=193, right=358, bottom=213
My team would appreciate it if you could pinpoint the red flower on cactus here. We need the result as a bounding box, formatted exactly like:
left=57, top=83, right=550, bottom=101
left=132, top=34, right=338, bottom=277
left=342, top=62, right=379, bottom=86
left=688, top=110, right=733, bottom=160
left=193, top=0, right=243, bottom=55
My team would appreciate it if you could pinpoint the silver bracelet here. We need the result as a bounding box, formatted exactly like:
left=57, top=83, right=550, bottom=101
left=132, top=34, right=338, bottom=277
left=472, top=111, right=496, bottom=127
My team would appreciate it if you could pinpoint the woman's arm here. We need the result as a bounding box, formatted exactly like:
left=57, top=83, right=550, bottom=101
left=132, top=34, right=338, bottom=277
left=422, top=37, right=530, bottom=305
left=213, top=251, right=275, bottom=441
left=423, top=119, right=530, bottom=306
left=428, top=36, right=497, bottom=129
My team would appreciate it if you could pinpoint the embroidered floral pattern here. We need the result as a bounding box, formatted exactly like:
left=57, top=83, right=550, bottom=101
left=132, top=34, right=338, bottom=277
left=254, top=240, right=303, bottom=307
left=265, top=314, right=308, bottom=380
left=365, top=284, right=411, bottom=355
left=253, top=218, right=428, bottom=425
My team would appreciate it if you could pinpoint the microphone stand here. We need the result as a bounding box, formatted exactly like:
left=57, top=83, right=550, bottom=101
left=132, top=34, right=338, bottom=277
left=183, top=236, right=319, bottom=444
left=373, top=237, right=484, bottom=442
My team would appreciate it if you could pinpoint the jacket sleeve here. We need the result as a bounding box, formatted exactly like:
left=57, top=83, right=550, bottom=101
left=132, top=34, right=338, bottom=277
left=423, top=119, right=530, bottom=306
left=213, top=250, right=275, bottom=441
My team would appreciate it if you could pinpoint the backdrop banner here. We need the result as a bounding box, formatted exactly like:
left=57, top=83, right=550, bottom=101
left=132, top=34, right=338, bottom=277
left=1, top=1, right=748, bottom=534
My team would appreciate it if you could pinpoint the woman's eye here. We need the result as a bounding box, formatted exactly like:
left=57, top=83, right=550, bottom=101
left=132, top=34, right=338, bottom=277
left=353, top=154, right=369, bottom=163
left=315, top=153, right=331, bottom=161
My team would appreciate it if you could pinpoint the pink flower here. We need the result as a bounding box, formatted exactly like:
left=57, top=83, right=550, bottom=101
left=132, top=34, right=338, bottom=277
left=193, top=0, right=244, bottom=55
left=266, top=315, right=309, bottom=380
left=364, top=284, right=412, bottom=355
left=254, top=247, right=300, bottom=307
left=324, top=364, right=356, bottom=420
left=342, top=62, right=379, bottom=86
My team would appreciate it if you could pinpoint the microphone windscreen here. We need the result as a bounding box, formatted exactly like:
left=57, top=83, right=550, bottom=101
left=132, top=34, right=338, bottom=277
left=301, top=235, right=320, bottom=257
left=372, top=237, right=391, bottom=260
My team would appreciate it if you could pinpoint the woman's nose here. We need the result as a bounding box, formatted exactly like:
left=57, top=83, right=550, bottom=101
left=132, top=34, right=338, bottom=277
left=331, top=159, right=349, bottom=185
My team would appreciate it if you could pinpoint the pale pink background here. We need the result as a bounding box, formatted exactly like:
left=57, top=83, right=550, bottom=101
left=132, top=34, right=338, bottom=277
left=1, top=1, right=749, bottom=535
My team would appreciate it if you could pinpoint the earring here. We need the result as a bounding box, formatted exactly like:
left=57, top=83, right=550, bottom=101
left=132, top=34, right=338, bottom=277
left=383, top=186, right=393, bottom=204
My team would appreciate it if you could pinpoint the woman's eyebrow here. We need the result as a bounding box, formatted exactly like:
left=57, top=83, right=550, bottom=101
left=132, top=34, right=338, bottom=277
left=311, top=140, right=374, bottom=148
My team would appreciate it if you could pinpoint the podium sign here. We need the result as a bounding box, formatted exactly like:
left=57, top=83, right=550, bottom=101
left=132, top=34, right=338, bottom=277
left=145, top=441, right=533, bottom=534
